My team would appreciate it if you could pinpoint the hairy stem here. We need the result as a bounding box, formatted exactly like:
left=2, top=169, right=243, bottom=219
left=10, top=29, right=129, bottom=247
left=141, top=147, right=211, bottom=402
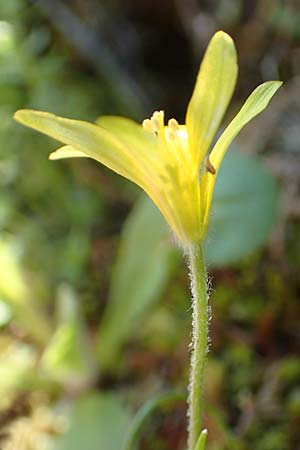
left=187, top=244, right=208, bottom=450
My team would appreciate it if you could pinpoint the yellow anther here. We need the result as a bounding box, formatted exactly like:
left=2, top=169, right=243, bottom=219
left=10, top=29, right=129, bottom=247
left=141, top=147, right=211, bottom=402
left=141, top=110, right=165, bottom=137
left=152, top=111, right=164, bottom=131
left=152, top=110, right=164, bottom=121
left=143, top=111, right=166, bottom=138
left=168, top=118, right=179, bottom=132
left=142, top=119, right=153, bottom=133
left=152, top=117, right=160, bottom=131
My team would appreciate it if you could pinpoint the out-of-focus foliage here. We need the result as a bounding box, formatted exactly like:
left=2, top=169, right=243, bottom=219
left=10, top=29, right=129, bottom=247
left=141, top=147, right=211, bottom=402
left=97, top=195, right=175, bottom=372
left=0, top=235, right=52, bottom=345
left=205, top=150, right=279, bottom=266
left=54, top=392, right=132, bottom=450
left=0, top=0, right=300, bottom=450
left=41, top=284, right=95, bottom=388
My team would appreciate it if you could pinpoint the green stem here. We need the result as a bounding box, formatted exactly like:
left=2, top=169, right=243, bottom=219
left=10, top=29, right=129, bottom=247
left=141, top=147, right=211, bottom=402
left=187, top=244, right=208, bottom=450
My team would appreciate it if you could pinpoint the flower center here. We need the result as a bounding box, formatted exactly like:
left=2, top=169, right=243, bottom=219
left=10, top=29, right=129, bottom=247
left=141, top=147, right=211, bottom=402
left=142, top=111, right=189, bottom=163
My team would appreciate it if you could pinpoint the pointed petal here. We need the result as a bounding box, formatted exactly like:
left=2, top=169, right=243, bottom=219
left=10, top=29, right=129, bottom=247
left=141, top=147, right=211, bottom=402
left=210, top=81, right=282, bottom=171
left=186, top=31, right=238, bottom=166
left=96, top=115, right=150, bottom=145
left=14, top=109, right=155, bottom=187
left=96, top=116, right=162, bottom=171
left=200, top=80, right=282, bottom=233
left=49, top=146, right=88, bottom=160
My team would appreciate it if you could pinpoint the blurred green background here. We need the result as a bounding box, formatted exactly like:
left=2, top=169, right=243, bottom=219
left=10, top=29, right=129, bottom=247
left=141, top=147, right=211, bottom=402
left=0, top=1, right=299, bottom=449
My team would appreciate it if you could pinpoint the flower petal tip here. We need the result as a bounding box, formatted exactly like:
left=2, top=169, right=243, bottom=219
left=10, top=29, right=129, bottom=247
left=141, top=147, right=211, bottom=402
left=48, top=152, right=58, bottom=160
left=14, top=109, right=40, bottom=126
left=209, top=30, right=237, bottom=64
left=13, top=109, right=25, bottom=123
left=268, top=80, right=283, bottom=88
left=212, top=30, right=235, bottom=47
left=262, top=80, right=283, bottom=95
left=49, top=146, right=88, bottom=161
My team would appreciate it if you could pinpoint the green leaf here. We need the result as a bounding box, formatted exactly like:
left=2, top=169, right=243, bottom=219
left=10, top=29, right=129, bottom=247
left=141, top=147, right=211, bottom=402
left=195, top=429, right=208, bottom=450
left=204, top=150, right=279, bottom=266
left=53, top=392, right=131, bottom=450
left=123, top=390, right=185, bottom=450
left=96, top=195, right=174, bottom=371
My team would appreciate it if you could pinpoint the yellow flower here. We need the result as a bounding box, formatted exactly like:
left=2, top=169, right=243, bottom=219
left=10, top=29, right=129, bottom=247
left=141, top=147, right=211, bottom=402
left=14, top=31, right=282, bottom=245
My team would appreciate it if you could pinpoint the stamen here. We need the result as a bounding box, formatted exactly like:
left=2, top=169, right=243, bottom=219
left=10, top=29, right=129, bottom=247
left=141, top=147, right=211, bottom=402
left=168, top=118, right=179, bottom=132
left=166, top=118, right=188, bottom=165
left=152, top=117, right=160, bottom=130
left=152, top=111, right=164, bottom=132
left=152, top=111, right=163, bottom=122
left=168, top=129, right=176, bottom=140
left=143, top=110, right=165, bottom=138
left=142, top=119, right=153, bottom=133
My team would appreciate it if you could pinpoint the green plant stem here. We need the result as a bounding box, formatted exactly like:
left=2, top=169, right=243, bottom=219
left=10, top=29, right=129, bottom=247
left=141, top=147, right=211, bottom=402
left=187, top=244, right=208, bottom=450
